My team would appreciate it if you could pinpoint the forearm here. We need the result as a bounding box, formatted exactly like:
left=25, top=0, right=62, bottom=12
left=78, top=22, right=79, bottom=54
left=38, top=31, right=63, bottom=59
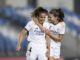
left=46, top=35, right=50, bottom=51
left=49, top=33, right=62, bottom=42
left=17, top=29, right=27, bottom=47
left=17, top=34, right=24, bottom=47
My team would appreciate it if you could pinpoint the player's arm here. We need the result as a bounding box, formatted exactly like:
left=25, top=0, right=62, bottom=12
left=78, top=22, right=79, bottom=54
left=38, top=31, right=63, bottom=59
left=16, top=28, right=28, bottom=52
left=45, top=35, right=50, bottom=57
left=49, top=33, right=64, bottom=42
left=46, top=23, right=65, bottom=42
left=46, top=29, right=64, bottom=42
left=33, top=17, right=46, bottom=32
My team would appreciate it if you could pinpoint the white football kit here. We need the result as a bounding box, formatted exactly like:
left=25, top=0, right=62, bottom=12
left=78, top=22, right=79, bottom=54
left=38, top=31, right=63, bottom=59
left=25, top=20, right=49, bottom=60
left=49, top=22, right=65, bottom=58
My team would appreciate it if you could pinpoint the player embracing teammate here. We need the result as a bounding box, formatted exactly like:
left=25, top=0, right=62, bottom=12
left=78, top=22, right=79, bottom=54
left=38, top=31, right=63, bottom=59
left=16, top=7, right=65, bottom=60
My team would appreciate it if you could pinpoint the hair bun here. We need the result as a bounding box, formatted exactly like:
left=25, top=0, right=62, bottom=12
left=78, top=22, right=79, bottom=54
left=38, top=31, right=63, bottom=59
left=36, top=7, right=43, bottom=10
left=31, top=7, right=48, bottom=17
left=58, top=8, right=64, bottom=18
left=58, top=8, right=62, bottom=12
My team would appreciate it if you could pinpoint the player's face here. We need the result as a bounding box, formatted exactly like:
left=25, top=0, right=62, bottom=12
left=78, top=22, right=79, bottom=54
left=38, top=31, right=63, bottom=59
left=38, top=13, right=47, bottom=24
left=48, top=13, right=58, bottom=24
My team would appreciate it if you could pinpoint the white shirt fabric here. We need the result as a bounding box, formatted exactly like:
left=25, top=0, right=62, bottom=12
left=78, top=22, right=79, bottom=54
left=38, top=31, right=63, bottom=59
left=49, top=22, right=66, bottom=47
left=25, top=20, right=50, bottom=60
left=25, top=20, right=50, bottom=45
left=49, top=22, right=66, bottom=58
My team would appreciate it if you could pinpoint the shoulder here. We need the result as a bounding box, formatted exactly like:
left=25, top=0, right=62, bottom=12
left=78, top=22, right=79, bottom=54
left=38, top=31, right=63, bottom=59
left=43, top=21, right=50, bottom=26
left=59, top=22, right=66, bottom=28
left=43, top=21, right=50, bottom=29
left=44, top=21, right=50, bottom=25
left=25, top=20, right=36, bottom=31
left=27, top=20, right=33, bottom=24
left=27, top=20, right=36, bottom=26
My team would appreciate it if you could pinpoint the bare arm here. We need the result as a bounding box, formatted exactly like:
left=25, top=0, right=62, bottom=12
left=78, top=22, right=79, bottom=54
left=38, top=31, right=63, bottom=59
left=49, top=33, right=64, bottom=42
left=16, top=28, right=28, bottom=51
left=45, top=35, right=50, bottom=57
left=47, top=30, right=64, bottom=42
left=46, top=29, right=64, bottom=42
left=46, top=35, right=50, bottom=51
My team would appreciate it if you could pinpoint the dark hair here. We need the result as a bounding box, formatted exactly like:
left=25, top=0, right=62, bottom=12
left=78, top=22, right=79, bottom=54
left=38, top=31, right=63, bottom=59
left=49, top=8, right=64, bottom=22
left=31, top=7, right=48, bottom=17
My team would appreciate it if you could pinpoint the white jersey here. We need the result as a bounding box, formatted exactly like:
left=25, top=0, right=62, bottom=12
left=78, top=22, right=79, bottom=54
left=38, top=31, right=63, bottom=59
left=49, top=22, right=66, bottom=47
left=25, top=20, right=50, bottom=44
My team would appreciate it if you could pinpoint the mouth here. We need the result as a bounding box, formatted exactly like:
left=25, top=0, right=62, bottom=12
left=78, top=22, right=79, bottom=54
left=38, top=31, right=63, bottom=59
left=40, top=21, right=43, bottom=23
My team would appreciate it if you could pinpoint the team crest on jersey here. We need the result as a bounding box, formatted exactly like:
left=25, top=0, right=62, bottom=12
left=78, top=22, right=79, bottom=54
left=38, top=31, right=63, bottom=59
left=59, top=22, right=65, bottom=28
left=32, top=22, right=36, bottom=26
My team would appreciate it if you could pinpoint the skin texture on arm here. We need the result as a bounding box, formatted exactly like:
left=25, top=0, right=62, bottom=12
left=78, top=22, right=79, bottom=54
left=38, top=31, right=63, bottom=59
left=16, top=28, right=28, bottom=52
left=46, top=29, right=64, bottom=42
left=46, top=35, right=50, bottom=54
left=49, top=33, right=64, bottom=42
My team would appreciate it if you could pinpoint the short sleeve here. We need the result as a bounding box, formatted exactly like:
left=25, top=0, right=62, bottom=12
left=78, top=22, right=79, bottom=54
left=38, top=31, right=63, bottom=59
left=59, top=22, right=66, bottom=34
left=25, top=21, right=32, bottom=31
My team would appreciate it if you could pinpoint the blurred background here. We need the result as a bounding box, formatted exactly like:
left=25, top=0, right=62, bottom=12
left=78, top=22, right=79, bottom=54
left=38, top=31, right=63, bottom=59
left=0, top=0, right=80, bottom=60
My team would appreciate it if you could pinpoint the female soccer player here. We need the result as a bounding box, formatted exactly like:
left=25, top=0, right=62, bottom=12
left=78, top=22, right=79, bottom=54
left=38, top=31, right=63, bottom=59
left=16, top=7, right=50, bottom=60
left=33, top=8, right=65, bottom=60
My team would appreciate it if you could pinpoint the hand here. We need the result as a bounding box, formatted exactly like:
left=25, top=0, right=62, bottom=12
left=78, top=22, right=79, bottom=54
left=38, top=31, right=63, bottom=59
left=16, top=45, right=21, bottom=52
left=46, top=29, right=52, bottom=35
left=33, top=17, right=39, bottom=25
left=46, top=50, right=50, bottom=58
left=42, top=27, right=46, bottom=32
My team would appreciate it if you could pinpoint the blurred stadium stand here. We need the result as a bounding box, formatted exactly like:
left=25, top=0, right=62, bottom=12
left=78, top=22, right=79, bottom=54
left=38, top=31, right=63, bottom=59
left=0, top=7, right=80, bottom=60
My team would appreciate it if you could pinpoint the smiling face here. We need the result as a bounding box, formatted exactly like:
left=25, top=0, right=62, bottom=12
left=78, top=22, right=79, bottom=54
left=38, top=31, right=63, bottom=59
left=38, top=13, right=47, bottom=24
left=48, top=13, right=59, bottom=25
